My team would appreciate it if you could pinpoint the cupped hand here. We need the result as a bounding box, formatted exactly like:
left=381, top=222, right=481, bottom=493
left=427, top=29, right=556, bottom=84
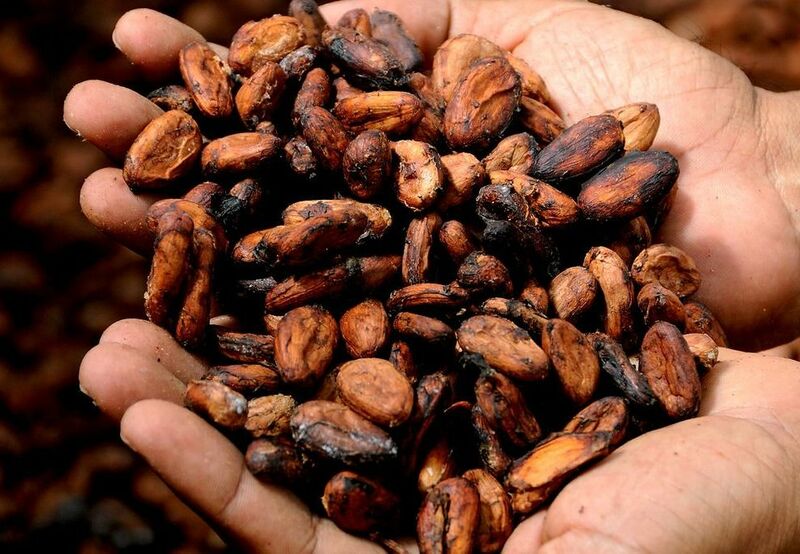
left=68, top=0, right=800, bottom=552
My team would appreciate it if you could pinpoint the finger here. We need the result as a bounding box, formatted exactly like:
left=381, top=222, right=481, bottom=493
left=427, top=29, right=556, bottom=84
left=79, top=167, right=160, bottom=255
left=504, top=510, right=546, bottom=553
left=700, top=353, right=800, bottom=427
left=100, top=319, right=207, bottom=383
left=120, top=399, right=385, bottom=553
left=79, top=343, right=184, bottom=420
left=113, top=8, right=206, bottom=80
left=319, top=0, right=451, bottom=59
left=759, top=337, right=800, bottom=361
left=64, top=80, right=162, bottom=160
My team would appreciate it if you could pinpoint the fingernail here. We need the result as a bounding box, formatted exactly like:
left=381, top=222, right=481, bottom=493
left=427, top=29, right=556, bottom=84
left=119, top=431, right=137, bottom=451
left=111, top=26, right=122, bottom=51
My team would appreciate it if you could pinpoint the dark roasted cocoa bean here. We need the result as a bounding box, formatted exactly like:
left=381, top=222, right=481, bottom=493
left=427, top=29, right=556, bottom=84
left=532, top=114, right=624, bottom=184
left=322, top=471, right=399, bottom=533
left=462, top=469, right=513, bottom=554
left=475, top=369, right=541, bottom=449
left=402, top=213, right=442, bottom=285
left=290, top=400, right=398, bottom=465
left=417, top=477, right=480, bottom=554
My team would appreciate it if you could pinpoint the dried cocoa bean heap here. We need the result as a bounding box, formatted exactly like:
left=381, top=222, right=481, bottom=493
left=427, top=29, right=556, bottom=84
left=119, top=1, right=727, bottom=551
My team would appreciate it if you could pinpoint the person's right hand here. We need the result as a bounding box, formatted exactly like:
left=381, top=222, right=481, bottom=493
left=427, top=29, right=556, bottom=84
left=66, top=1, right=800, bottom=552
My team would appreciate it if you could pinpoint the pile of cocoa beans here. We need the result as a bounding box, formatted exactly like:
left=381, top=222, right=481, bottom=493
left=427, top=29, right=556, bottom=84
left=115, top=1, right=728, bottom=551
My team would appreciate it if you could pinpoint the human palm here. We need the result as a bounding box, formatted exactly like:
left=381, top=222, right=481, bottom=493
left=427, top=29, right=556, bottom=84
left=67, top=0, right=800, bottom=552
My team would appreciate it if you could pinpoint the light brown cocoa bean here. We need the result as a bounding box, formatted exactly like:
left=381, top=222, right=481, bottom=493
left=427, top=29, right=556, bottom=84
left=490, top=170, right=580, bottom=228
left=179, top=41, right=234, bottom=119
left=640, top=321, right=701, bottom=419
left=457, top=315, right=549, bottom=382
left=288, top=0, right=327, bottom=48
left=282, top=198, right=392, bottom=241
left=393, top=139, right=444, bottom=211
left=483, top=133, right=538, bottom=175
left=123, top=110, right=202, bottom=190
left=518, top=96, right=565, bottom=145
left=418, top=435, right=458, bottom=493
left=245, top=394, right=296, bottom=438
left=505, top=53, right=551, bottom=104
left=389, top=340, right=418, bottom=383
left=201, top=132, right=282, bottom=178
left=519, top=279, right=549, bottom=314
left=631, top=243, right=701, bottom=299
left=339, top=299, right=390, bottom=358
left=584, top=246, right=636, bottom=348
left=444, top=57, right=521, bottom=151
left=432, top=34, right=505, bottom=102
left=229, top=16, right=306, bottom=75
left=386, top=282, right=470, bottom=313
left=439, top=220, right=479, bottom=265
left=683, top=301, right=728, bottom=347
left=393, top=312, right=454, bottom=345
left=337, top=8, right=372, bottom=36
left=437, top=152, right=485, bottom=212
left=184, top=380, right=248, bottom=430
left=478, top=298, right=548, bottom=338
left=506, top=431, right=612, bottom=515
left=175, top=227, right=216, bottom=347
left=334, top=91, right=423, bottom=135
left=235, top=61, right=287, bottom=128
left=274, top=305, right=338, bottom=387
left=563, top=396, right=628, bottom=447
left=542, top=319, right=601, bottom=406
left=549, top=266, right=598, bottom=322
left=606, top=102, right=660, bottom=152
left=637, top=281, right=686, bottom=328
left=336, top=358, right=414, bottom=427
left=684, top=332, right=719, bottom=372
left=144, top=211, right=193, bottom=326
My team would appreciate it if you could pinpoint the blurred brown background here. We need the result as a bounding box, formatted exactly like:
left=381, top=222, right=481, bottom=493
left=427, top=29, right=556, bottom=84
left=0, top=0, right=797, bottom=551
